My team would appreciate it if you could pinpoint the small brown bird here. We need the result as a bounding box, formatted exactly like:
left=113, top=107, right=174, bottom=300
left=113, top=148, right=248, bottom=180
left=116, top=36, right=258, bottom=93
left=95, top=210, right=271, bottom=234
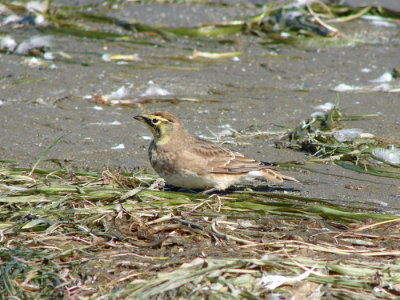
left=134, top=111, right=298, bottom=193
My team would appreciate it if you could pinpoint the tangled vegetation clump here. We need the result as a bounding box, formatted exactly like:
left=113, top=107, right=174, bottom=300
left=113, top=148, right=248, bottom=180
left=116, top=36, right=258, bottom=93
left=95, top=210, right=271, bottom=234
left=1, top=163, right=400, bottom=299
left=287, top=101, right=400, bottom=179
left=1, top=1, right=399, bottom=44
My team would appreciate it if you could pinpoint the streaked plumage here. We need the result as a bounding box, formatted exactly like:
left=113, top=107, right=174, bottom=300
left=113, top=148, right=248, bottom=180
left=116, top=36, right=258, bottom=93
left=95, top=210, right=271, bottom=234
left=134, top=111, right=298, bottom=192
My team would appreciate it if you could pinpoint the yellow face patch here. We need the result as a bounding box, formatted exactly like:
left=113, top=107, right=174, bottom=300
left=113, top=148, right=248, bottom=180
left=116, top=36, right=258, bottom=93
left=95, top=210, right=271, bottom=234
left=141, top=114, right=173, bottom=144
left=143, top=114, right=170, bottom=123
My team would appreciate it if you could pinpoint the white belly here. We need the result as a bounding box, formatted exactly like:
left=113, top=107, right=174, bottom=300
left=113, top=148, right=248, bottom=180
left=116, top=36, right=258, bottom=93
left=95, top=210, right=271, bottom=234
left=159, top=170, right=241, bottom=191
left=161, top=171, right=215, bottom=189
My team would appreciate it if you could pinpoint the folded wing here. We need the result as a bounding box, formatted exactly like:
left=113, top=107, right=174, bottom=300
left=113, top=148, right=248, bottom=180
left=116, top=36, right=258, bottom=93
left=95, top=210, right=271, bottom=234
left=185, top=137, right=297, bottom=183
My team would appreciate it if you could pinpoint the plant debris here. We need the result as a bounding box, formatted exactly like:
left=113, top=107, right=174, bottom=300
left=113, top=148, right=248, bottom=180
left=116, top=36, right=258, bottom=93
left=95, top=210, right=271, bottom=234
left=286, top=100, right=400, bottom=179
left=1, top=164, right=400, bottom=299
left=1, top=1, right=399, bottom=47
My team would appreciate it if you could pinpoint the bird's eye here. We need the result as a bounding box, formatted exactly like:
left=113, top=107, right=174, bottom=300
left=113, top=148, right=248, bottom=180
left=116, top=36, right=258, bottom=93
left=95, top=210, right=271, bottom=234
left=152, top=118, right=159, bottom=124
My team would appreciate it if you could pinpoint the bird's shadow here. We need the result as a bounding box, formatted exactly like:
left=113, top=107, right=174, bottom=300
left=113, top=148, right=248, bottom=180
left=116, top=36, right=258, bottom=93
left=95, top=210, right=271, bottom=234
left=163, top=184, right=299, bottom=195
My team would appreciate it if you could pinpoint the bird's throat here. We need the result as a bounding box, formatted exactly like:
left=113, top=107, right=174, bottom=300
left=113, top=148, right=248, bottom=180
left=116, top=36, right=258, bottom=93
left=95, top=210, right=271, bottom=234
left=152, top=126, right=172, bottom=145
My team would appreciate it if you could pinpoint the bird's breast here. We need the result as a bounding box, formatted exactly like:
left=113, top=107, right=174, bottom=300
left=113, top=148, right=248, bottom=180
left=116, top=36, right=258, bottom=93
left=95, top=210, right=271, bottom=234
left=148, top=143, right=177, bottom=174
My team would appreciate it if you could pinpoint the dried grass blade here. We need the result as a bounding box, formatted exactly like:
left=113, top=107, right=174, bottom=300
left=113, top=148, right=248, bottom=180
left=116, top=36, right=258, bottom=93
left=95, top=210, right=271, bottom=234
left=29, top=135, right=64, bottom=176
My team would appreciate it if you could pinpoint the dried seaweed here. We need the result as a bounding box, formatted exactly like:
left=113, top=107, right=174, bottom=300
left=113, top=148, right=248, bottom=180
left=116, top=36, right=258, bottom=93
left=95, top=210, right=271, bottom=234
left=286, top=100, right=400, bottom=179
left=2, top=165, right=400, bottom=299
left=2, top=0, right=399, bottom=45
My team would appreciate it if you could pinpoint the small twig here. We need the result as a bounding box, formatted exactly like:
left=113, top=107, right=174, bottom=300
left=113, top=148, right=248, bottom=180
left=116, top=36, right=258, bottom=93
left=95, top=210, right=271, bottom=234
left=146, top=213, right=174, bottom=226
left=308, top=0, right=335, bottom=18
left=208, top=194, right=223, bottom=212
left=306, top=1, right=339, bottom=35
left=43, top=0, right=52, bottom=14
left=190, top=199, right=213, bottom=211
left=354, top=218, right=400, bottom=232
left=210, top=221, right=230, bottom=240
left=329, top=6, right=372, bottom=23
left=171, top=217, right=204, bottom=230
left=282, top=247, right=327, bottom=277
left=120, top=187, right=144, bottom=201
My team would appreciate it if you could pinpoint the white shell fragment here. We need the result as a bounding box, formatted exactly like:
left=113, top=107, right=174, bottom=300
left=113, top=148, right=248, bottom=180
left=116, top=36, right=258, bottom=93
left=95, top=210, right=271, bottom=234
left=332, top=83, right=362, bottom=92
left=313, top=102, right=334, bottom=112
left=258, top=267, right=315, bottom=290
left=0, top=35, right=17, bottom=51
left=372, top=146, right=400, bottom=166
left=333, top=129, right=364, bottom=142
left=101, top=53, right=112, bottom=62
left=15, top=35, right=52, bottom=54
left=106, top=86, right=130, bottom=100
left=111, top=144, right=125, bottom=150
left=310, top=111, right=326, bottom=118
left=369, top=72, right=393, bottom=83
left=141, top=81, right=171, bottom=97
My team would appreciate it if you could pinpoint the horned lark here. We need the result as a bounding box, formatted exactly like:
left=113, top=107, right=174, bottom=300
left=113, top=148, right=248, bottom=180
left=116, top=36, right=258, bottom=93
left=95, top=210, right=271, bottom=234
left=134, top=111, right=298, bottom=192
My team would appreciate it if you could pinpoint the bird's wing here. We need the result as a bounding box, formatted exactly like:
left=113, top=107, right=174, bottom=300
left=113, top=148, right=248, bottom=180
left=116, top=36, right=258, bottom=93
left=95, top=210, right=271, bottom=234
left=184, top=136, right=298, bottom=183
left=185, top=137, right=269, bottom=173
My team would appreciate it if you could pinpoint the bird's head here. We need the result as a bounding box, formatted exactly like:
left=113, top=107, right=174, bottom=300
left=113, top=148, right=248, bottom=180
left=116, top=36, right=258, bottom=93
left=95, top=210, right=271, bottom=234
left=134, top=111, right=183, bottom=145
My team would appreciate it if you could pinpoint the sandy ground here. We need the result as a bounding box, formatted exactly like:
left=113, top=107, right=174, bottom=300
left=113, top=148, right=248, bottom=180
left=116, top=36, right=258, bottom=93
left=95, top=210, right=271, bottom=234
left=1, top=0, right=400, bottom=209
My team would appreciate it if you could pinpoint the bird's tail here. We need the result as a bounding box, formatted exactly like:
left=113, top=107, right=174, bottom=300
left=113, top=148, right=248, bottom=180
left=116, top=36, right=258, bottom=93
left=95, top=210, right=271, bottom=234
left=261, top=168, right=299, bottom=183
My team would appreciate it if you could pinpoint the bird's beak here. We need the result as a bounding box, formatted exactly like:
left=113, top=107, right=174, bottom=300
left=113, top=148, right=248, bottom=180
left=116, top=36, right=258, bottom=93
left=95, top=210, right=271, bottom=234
left=134, top=115, right=153, bottom=127
left=134, top=115, right=145, bottom=122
